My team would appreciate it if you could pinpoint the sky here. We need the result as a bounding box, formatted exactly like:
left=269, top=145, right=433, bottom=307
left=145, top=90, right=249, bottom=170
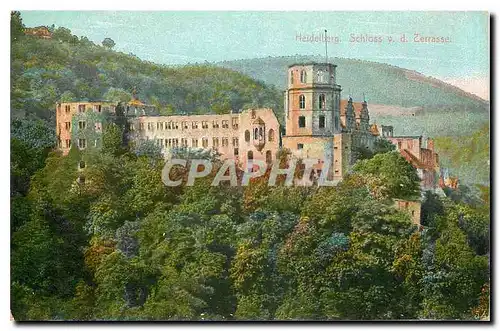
left=20, top=11, right=489, bottom=83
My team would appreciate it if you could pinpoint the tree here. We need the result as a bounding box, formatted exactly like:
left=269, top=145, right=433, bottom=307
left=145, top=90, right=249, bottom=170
left=102, top=38, right=116, bottom=49
left=353, top=151, right=421, bottom=200
left=11, top=11, right=24, bottom=42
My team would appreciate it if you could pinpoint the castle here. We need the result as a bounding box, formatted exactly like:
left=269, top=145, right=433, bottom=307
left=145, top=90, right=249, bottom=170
left=56, top=62, right=451, bottom=225
left=56, top=62, right=377, bottom=178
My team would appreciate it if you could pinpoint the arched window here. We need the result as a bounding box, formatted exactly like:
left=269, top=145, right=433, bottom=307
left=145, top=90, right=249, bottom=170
left=299, top=95, right=305, bottom=109
left=266, top=150, right=272, bottom=164
left=290, top=71, right=294, bottom=84
left=268, top=129, right=275, bottom=142
left=245, top=130, right=250, bottom=142
left=247, top=150, right=253, bottom=160
left=79, top=160, right=86, bottom=169
left=254, top=128, right=258, bottom=140
left=319, top=94, right=326, bottom=109
left=300, top=70, right=307, bottom=83
left=259, top=127, right=263, bottom=139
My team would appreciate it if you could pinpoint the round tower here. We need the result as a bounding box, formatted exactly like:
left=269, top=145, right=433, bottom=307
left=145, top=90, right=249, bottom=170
left=284, top=63, right=342, bottom=137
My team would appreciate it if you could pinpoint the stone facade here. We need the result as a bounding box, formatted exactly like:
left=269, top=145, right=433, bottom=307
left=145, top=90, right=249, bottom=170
left=56, top=101, right=116, bottom=155
left=382, top=130, right=441, bottom=190
left=56, top=99, right=280, bottom=169
left=24, top=26, right=52, bottom=39
left=130, top=108, right=280, bottom=169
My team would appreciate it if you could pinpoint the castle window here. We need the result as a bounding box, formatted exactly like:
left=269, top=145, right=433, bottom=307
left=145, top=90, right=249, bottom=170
left=78, top=175, right=86, bottom=185
left=65, top=122, right=71, bottom=130
left=139, top=122, right=145, bottom=130
left=233, top=137, right=239, bottom=147
left=128, top=123, right=135, bottom=131
left=298, top=116, right=306, bottom=128
left=317, top=70, right=325, bottom=83
left=94, top=105, right=102, bottom=112
left=234, top=148, right=239, bottom=156
left=212, top=121, right=219, bottom=129
left=192, top=121, right=198, bottom=129
left=319, top=94, right=326, bottom=109
left=78, top=139, right=87, bottom=149
left=259, top=127, right=263, bottom=139
left=297, top=143, right=304, bottom=150
left=79, top=160, right=86, bottom=169
left=147, top=122, right=153, bottom=131
left=254, top=128, right=258, bottom=140
left=192, top=138, right=198, bottom=147
left=247, top=150, right=253, bottom=160
left=319, top=115, right=325, bottom=129
left=213, top=137, right=219, bottom=148
left=300, top=70, right=307, bottom=83
left=290, top=71, right=294, bottom=84
left=202, top=121, right=208, bottom=129
left=183, top=122, right=188, bottom=129
left=157, top=122, right=163, bottom=130
left=268, top=129, right=275, bottom=142
left=299, top=95, right=306, bottom=109
left=222, top=137, right=229, bottom=147
left=95, top=122, right=102, bottom=132
left=266, top=150, right=272, bottom=164
left=78, top=105, right=85, bottom=113
left=245, top=130, right=250, bottom=142
left=232, top=117, right=238, bottom=129
left=79, top=121, right=86, bottom=130
left=202, top=138, right=208, bottom=148
left=222, top=120, right=229, bottom=129
left=65, top=105, right=71, bottom=113
left=65, top=139, right=71, bottom=148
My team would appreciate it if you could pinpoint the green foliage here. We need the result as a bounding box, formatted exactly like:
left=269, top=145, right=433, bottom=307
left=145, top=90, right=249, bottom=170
left=434, top=125, right=490, bottom=185
left=102, top=38, right=116, bottom=49
left=10, top=14, right=489, bottom=321
left=11, top=11, right=24, bottom=43
left=11, top=22, right=282, bottom=122
left=353, top=151, right=421, bottom=200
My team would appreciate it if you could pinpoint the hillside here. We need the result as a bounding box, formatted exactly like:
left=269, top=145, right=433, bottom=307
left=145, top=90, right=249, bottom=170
left=10, top=26, right=282, bottom=123
left=216, top=55, right=488, bottom=109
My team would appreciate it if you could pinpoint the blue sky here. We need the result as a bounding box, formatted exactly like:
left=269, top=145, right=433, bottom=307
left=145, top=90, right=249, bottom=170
left=20, top=11, right=489, bottom=79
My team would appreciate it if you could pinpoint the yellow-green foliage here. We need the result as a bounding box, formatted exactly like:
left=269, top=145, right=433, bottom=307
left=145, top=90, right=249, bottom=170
left=434, top=124, right=490, bottom=185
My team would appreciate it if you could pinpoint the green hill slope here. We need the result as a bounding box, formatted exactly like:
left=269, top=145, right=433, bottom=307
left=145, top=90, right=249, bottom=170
left=216, top=55, right=488, bottom=109
left=11, top=26, right=282, bottom=123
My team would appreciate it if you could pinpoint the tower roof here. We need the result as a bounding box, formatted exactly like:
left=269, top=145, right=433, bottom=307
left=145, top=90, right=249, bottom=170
left=287, top=62, right=337, bottom=68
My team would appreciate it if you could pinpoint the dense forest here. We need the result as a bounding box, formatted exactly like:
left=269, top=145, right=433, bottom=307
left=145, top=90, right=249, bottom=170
left=10, top=12, right=282, bottom=123
left=10, top=12, right=490, bottom=321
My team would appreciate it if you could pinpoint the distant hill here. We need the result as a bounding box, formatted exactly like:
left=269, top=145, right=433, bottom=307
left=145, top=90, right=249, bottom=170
left=11, top=26, right=282, bottom=123
left=215, top=55, right=489, bottom=138
left=216, top=55, right=488, bottom=109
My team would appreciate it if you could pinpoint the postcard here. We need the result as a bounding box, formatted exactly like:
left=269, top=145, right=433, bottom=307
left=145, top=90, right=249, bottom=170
left=10, top=11, right=490, bottom=321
